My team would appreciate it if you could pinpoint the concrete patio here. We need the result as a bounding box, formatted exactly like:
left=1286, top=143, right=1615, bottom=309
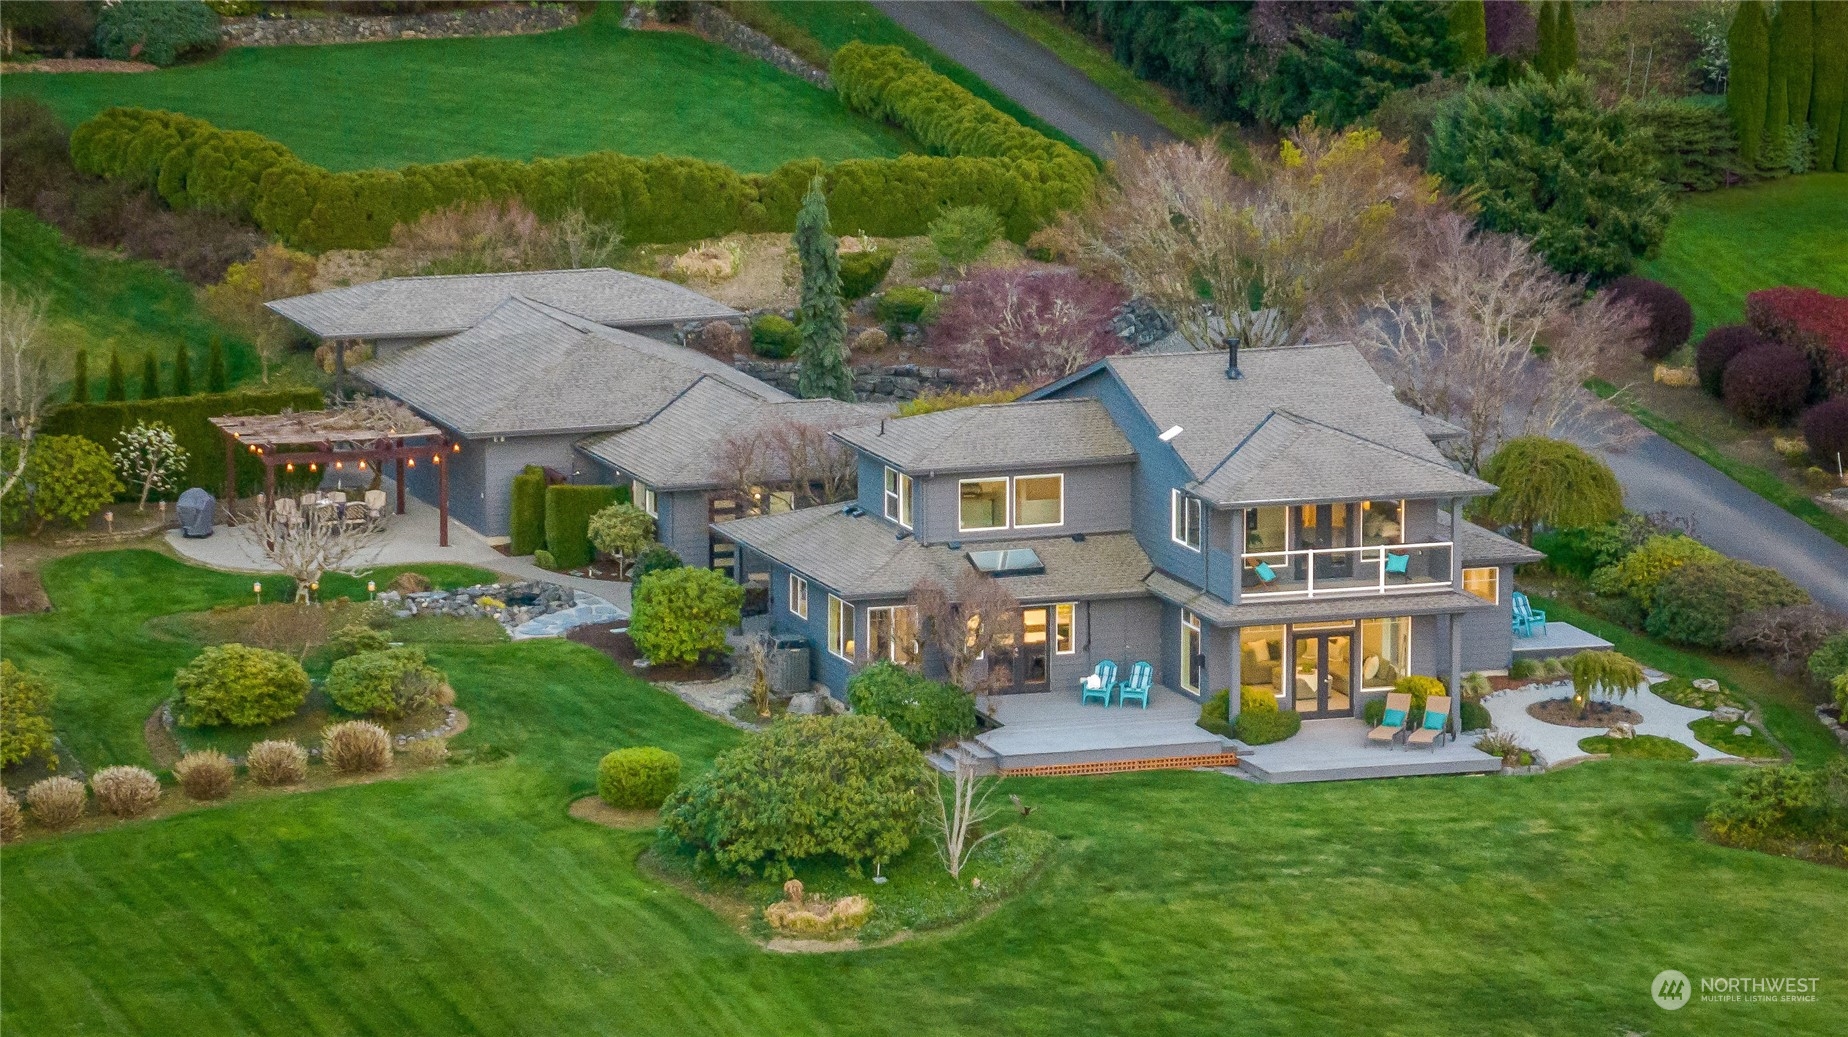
left=1481, top=678, right=1739, bottom=768
left=1509, top=620, right=1614, bottom=660
left=1231, top=718, right=1501, bottom=783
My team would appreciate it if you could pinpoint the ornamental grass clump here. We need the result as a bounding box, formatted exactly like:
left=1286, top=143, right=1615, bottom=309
left=245, top=739, right=309, bottom=786
left=596, top=746, right=682, bottom=809
left=405, top=738, right=450, bottom=767
left=90, top=766, right=161, bottom=819
left=172, top=749, right=236, bottom=801
left=25, top=776, right=86, bottom=830
left=1, top=789, right=23, bottom=843
left=762, top=879, right=874, bottom=936
left=322, top=721, right=393, bottom=774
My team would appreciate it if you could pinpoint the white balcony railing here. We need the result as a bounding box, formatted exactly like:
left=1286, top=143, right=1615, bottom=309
left=1240, top=541, right=1454, bottom=600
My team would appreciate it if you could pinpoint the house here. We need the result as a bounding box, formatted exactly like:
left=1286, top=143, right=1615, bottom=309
left=270, top=271, right=777, bottom=538
left=715, top=342, right=1543, bottom=730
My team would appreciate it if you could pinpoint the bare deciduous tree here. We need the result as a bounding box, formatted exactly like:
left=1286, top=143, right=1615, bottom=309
left=245, top=499, right=383, bottom=603
left=715, top=415, right=860, bottom=515
left=909, top=570, right=1022, bottom=708
left=1, top=288, right=54, bottom=502
left=931, top=268, right=1128, bottom=388
left=931, top=758, right=1010, bottom=881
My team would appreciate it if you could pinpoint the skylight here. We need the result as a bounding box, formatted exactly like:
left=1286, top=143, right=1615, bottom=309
left=967, top=548, right=1044, bottom=577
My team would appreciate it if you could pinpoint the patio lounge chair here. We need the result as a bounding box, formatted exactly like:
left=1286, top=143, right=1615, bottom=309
left=1117, top=661, right=1153, bottom=708
left=1253, top=561, right=1279, bottom=586
left=1405, top=695, right=1452, bottom=750
left=1080, top=661, right=1117, bottom=706
left=1512, top=591, right=1548, bottom=639
left=1367, top=692, right=1413, bottom=747
left=272, top=497, right=300, bottom=528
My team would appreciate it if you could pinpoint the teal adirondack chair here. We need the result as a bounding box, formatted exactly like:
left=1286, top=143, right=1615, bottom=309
left=1512, top=591, right=1548, bottom=638
left=1081, top=661, right=1117, bottom=706
left=1117, top=661, right=1153, bottom=709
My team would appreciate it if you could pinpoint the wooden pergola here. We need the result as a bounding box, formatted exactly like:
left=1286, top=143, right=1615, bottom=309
left=211, top=410, right=455, bottom=546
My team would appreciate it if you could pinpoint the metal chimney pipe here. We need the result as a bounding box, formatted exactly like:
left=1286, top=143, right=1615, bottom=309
left=1224, top=335, right=1243, bottom=380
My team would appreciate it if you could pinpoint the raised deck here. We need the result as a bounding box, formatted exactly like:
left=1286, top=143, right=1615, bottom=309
left=933, top=686, right=1238, bottom=776
left=1232, top=718, right=1502, bottom=783
left=1509, top=620, right=1614, bottom=660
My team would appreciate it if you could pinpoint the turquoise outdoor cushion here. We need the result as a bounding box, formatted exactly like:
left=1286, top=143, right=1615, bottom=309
left=1423, top=708, right=1447, bottom=730
left=1382, top=708, right=1406, bottom=727
left=1255, top=562, right=1277, bottom=582
left=1385, top=552, right=1410, bottom=575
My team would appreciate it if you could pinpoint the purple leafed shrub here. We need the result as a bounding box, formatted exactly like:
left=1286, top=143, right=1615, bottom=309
left=1696, top=325, right=1768, bottom=397
left=930, top=268, right=1127, bottom=388
left=1801, top=398, right=1848, bottom=466
left=1722, top=343, right=1812, bottom=425
left=1604, top=276, right=1693, bottom=360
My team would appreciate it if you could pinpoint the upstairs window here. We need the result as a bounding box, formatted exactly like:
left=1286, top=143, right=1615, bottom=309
left=883, top=467, right=913, bottom=528
left=1171, top=490, right=1202, bottom=551
left=1013, top=474, right=1064, bottom=528
left=959, top=477, right=1009, bottom=531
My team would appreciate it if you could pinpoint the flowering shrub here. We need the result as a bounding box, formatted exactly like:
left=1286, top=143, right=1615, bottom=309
left=1722, top=343, right=1812, bottom=425
left=930, top=268, right=1128, bottom=388
left=111, top=421, right=189, bottom=511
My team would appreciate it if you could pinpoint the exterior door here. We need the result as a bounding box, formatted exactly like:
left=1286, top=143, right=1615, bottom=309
left=1016, top=607, right=1051, bottom=691
left=1291, top=630, right=1354, bottom=717
left=1293, top=504, right=1354, bottom=580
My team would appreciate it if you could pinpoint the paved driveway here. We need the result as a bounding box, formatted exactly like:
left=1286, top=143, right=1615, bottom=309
left=870, top=0, right=1173, bottom=155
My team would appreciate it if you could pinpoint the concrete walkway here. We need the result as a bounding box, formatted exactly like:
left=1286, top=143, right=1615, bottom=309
left=871, top=0, right=1174, bottom=156
left=1481, top=679, right=1737, bottom=769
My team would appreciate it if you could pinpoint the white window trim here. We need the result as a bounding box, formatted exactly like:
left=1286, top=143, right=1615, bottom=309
left=1054, top=602, right=1076, bottom=654
left=1464, top=566, right=1500, bottom=604
left=957, top=476, right=1012, bottom=533
left=1360, top=617, right=1413, bottom=692
left=631, top=480, right=657, bottom=518
left=883, top=467, right=913, bottom=529
left=827, top=595, right=854, bottom=661
left=1011, top=473, right=1065, bottom=529
left=1180, top=608, right=1202, bottom=693
left=788, top=573, right=808, bottom=620
left=1171, top=490, right=1202, bottom=552
left=866, top=604, right=916, bottom=663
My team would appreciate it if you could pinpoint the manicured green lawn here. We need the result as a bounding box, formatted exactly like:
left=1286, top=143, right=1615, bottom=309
left=1640, top=173, right=1848, bottom=337
left=4, top=553, right=1846, bottom=1035
left=0, top=209, right=300, bottom=398
left=5, top=12, right=912, bottom=173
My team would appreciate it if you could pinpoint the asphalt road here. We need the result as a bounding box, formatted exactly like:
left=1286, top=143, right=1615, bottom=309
left=879, top=0, right=1848, bottom=610
left=871, top=0, right=1174, bottom=155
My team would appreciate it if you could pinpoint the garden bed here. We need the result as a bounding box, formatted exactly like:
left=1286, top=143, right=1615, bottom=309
left=566, top=624, right=729, bottom=683
left=1526, top=698, right=1644, bottom=728
left=148, top=691, right=464, bottom=765
left=1576, top=733, right=1698, bottom=761
left=1689, top=718, right=1784, bottom=760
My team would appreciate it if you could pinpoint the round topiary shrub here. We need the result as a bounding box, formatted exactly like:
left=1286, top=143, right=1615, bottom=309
left=172, top=749, right=236, bottom=801
left=875, top=286, right=940, bottom=326
left=1800, top=398, right=1848, bottom=466
left=327, top=624, right=390, bottom=659
left=172, top=643, right=310, bottom=728
left=90, top=765, right=161, bottom=819
left=532, top=548, right=557, bottom=571
left=26, top=776, right=86, bottom=830
left=245, top=739, right=308, bottom=786
left=1695, top=325, right=1767, bottom=397
left=596, top=746, right=683, bottom=809
left=662, top=714, right=928, bottom=877
left=321, top=720, right=393, bottom=774
left=629, top=566, right=745, bottom=667
left=1, top=788, right=23, bottom=843
left=751, top=314, right=799, bottom=359
left=629, top=544, right=684, bottom=586
left=1722, top=342, right=1812, bottom=425
left=1604, top=276, right=1693, bottom=360
left=325, top=647, right=447, bottom=719
left=846, top=661, right=977, bottom=749
left=1234, top=707, right=1302, bottom=745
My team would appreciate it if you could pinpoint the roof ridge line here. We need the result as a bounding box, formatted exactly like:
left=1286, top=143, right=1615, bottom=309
left=1192, top=409, right=1301, bottom=490
left=1267, top=408, right=1478, bottom=476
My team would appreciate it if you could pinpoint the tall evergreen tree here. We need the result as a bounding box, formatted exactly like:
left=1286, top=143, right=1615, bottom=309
left=1782, top=0, right=1814, bottom=132
left=1815, top=0, right=1848, bottom=171
left=70, top=349, right=89, bottom=404
left=104, top=349, right=127, bottom=402
left=139, top=348, right=161, bottom=400
left=1554, top=0, right=1578, bottom=75
left=1728, top=1, right=1772, bottom=163
left=1448, top=0, right=1488, bottom=67
left=1534, top=1, right=1559, bottom=79
left=792, top=177, right=853, bottom=402
left=206, top=336, right=228, bottom=393
left=172, top=340, right=193, bottom=396
left=1765, top=0, right=1793, bottom=162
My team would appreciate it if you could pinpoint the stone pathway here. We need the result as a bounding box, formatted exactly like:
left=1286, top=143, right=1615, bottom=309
left=1481, top=677, right=1739, bottom=768
left=510, top=594, right=625, bottom=640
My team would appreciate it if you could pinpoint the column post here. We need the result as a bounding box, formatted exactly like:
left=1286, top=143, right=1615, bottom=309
left=223, top=433, right=238, bottom=525
left=1449, top=498, right=1464, bottom=588
left=1226, top=626, right=1242, bottom=722
left=1448, top=612, right=1463, bottom=737
left=437, top=444, right=449, bottom=548
left=395, top=456, right=406, bottom=515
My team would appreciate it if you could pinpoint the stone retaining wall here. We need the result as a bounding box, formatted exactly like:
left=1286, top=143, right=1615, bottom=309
left=221, top=5, right=576, bottom=48
left=689, top=4, right=830, bottom=89
left=730, top=359, right=959, bottom=402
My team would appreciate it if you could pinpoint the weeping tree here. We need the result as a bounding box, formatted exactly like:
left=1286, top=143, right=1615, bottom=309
left=1474, top=436, right=1623, bottom=543
left=1569, top=650, right=1645, bottom=720
left=794, top=176, right=854, bottom=402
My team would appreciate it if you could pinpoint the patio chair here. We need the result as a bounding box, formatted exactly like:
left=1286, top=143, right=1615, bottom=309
left=1511, top=591, right=1548, bottom=639
left=364, top=489, right=388, bottom=529
left=1367, top=692, right=1413, bottom=747
left=272, top=497, right=300, bottom=528
left=1405, top=695, right=1452, bottom=750
left=1117, top=661, right=1153, bottom=709
left=340, top=496, right=369, bottom=530
left=1080, top=661, right=1117, bottom=706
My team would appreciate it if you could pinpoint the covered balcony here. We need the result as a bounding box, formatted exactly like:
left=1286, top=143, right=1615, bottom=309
left=1240, top=541, right=1454, bottom=600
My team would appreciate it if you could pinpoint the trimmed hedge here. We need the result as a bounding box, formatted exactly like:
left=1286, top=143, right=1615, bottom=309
left=839, top=249, right=895, bottom=300
left=509, top=465, right=546, bottom=556
left=1234, top=707, right=1302, bottom=745
left=596, top=746, right=682, bottom=810
left=542, top=484, right=618, bottom=570
left=69, top=56, right=1092, bottom=252
left=846, top=661, right=976, bottom=749
left=41, top=388, right=323, bottom=497
left=750, top=314, right=799, bottom=359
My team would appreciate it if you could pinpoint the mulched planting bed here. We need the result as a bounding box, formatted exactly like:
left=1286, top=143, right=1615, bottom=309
left=566, top=624, right=728, bottom=683
left=1526, top=698, right=1644, bottom=728
left=0, top=569, right=51, bottom=615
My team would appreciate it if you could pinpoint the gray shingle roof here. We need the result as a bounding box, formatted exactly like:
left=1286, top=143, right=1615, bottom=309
left=717, top=506, right=1153, bottom=601
left=833, top=398, right=1134, bottom=473
left=580, top=378, right=888, bottom=490
left=357, top=297, right=786, bottom=438
left=268, top=268, right=739, bottom=340
left=1456, top=521, right=1545, bottom=565
left=1068, top=344, right=1492, bottom=505
left=1144, top=570, right=1495, bottom=627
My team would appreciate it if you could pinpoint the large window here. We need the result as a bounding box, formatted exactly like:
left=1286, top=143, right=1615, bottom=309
left=1239, top=625, right=1286, bottom=699
left=959, top=478, right=1009, bottom=531
left=631, top=480, right=657, bottom=518
left=1172, top=490, right=1202, bottom=551
left=788, top=574, right=808, bottom=619
left=1360, top=499, right=1405, bottom=545
left=1013, top=474, right=1064, bottom=528
left=1464, top=566, right=1499, bottom=604
left=1054, top=603, right=1076, bottom=654
left=1246, top=506, right=1286, bottom=554
left=1360, top=617, right=1411, bottom=691
left=883, top=467, right=913, bottom=528
left=1180, top=608, right=1202, bottom=693
left=827, top=595, right=855, bottom=660
left=867, top=605, right=917, bottom=665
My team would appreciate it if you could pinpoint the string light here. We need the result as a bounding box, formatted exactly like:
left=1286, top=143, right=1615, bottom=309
left=407, top=459, right=415, bottom=468
left=286, top=462, right=295, bottom=472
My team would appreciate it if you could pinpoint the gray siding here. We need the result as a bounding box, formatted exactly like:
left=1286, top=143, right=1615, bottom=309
left=401, top=436, right=488, bottom=532
left=912, top=463, right=1132, bottom=545
left=657, top=489, right=715, bottom=569
left=1451, top=564, right=1515, bottom=673
left=856, top=454, right=888, bottom=519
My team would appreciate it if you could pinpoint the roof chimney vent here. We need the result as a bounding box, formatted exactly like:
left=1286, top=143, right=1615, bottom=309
left=1223, top=335, right=1243, bottom=380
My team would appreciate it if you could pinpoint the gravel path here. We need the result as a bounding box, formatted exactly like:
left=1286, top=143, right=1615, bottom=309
left=1482, top=679, right=1738, bottom=768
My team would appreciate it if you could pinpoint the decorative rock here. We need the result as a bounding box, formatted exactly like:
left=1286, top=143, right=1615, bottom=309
left=787, top=692, right=826, bottom=716
left=221, top=6, right=574, bottom=47
left=1711, top=705, right=1745, bottom=723
left=1692, top=678, right=1722, bottom=694
left=1733, top=724, right=1754, bottom=737
left=1605, top=723, right=1635, bottom=740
